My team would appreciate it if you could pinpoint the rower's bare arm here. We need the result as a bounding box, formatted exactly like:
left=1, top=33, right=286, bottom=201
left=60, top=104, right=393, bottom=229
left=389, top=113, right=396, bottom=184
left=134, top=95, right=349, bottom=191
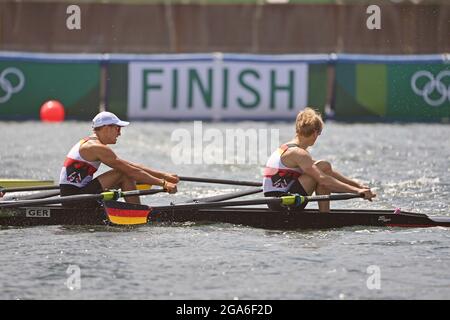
left=122, top=161, right=179, bottom=183
left=306, top=165, right=361, bottom=193
left=293, top=150, right=360, bottom=193
left=94, top=146, right=167, bottom=187
left=297, top=154, right=375, bottom=200
left=329, top=170, right=367, bottom=189
left=310, top=157, right=365, bottom=188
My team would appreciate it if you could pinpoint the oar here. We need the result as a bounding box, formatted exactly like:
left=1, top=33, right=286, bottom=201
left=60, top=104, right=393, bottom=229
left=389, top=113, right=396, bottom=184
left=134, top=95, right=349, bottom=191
left=0, top=185, right=60, bottom=193
left=10, top=190, right=62, bottom=201
left=0, top=183, right=153, bottom=194
left=105, top=193, right=365, bottom=225
left=187, top=187, right=263, bottom=203
left=0, top=188, right=166, bottom=208
left=179, top=176, right=261, bottom=187
left=156, top=193, right=364, bottom=211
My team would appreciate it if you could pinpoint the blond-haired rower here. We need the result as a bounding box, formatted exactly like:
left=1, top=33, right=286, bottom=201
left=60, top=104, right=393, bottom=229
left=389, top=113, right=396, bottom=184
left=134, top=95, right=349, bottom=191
left=263, top=107, right=375, bottom=212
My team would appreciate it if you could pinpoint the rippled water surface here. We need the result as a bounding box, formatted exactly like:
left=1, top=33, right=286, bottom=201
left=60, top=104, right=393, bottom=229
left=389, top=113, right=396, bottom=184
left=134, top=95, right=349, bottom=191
left=0, top=121, right=449, bottom=299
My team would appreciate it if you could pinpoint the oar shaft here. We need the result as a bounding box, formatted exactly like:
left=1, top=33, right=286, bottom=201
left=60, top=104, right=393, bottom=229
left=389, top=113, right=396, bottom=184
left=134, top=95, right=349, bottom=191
left=152, top=193, right=363, bottom=211
left=189, top=188, right=263, bottom=203
left=0, top=188, right=166, bottom=208
left=179, top=176, right=261, bottom=187
left=153, top=197, right=281, bottom=211
left=120, top=188, right=166, bottom=197
left=12, top=190, right=62, bottom=201
left=1, top=183, right=152, bottom=194
left=0, top=185, right=60, bottom=193
left=307, top=193, right=364, bottom=202
left=0, top=193, right=104, bottom=208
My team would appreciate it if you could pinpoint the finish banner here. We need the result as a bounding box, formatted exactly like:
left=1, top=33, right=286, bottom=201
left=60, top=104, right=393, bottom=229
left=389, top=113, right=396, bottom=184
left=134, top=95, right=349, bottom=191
left=127, top=59, right=310, bottom=120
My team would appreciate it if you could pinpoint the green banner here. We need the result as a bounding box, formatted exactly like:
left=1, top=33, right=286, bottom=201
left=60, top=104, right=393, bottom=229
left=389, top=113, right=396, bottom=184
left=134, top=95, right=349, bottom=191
left=107, top=63, right=128, bottom=120
left=0, top=61, right=100, bottom=120
left=334, top=63, right=450, bottom=121
left=307, top=64, right=328, bottom=116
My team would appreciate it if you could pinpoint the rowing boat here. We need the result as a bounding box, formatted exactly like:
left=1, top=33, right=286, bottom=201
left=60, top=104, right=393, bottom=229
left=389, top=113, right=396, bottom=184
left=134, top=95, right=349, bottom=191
left=0, top=179, right=54, bottom=188
left=1, top=200, right=449, bottom=229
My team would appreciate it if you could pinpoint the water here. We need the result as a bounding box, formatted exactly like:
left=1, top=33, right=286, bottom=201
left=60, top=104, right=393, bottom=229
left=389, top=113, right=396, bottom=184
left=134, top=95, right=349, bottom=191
left=0, top=121, right=449, bottom=299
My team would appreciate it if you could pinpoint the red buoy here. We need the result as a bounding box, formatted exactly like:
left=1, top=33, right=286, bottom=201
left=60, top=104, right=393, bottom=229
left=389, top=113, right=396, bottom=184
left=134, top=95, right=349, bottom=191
left=40, top=100, right=65, bottom=122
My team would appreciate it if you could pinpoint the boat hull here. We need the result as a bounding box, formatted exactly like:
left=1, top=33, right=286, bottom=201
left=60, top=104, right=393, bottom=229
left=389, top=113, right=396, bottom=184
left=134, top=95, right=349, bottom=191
left=0, top=205, right=106, bottom=227
left=1, top=201, right=448, bottom=229
left=149, top=207, right=450, bottom=229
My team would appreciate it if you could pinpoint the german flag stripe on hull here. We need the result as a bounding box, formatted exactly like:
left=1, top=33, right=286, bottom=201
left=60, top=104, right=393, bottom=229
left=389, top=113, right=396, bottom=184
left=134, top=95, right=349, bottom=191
left=105, top=207, right=150, bottom=225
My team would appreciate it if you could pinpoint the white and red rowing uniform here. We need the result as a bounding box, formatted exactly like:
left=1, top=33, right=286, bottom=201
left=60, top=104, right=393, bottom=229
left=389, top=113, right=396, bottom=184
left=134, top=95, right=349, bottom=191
left=263, top=143, right=305, bottom=195
left=59, top=137, right=101, bottom=188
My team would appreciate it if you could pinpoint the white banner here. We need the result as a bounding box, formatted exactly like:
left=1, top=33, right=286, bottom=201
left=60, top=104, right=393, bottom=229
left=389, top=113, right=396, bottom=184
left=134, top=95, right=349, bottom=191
left=128, top=58, right=308, bottom=120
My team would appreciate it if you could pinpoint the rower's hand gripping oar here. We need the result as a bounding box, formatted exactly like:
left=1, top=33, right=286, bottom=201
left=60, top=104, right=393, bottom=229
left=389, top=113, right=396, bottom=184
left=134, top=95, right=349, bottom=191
left=0, top=188, right=166, bottom=208
left=105, top=193, right=365, bottom=226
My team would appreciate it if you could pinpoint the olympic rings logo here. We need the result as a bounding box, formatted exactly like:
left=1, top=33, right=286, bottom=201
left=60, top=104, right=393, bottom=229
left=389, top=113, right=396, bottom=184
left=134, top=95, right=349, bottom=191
left=411, top=70, right=450, bottom=107
left=0, top=67, right=25, bottom=104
